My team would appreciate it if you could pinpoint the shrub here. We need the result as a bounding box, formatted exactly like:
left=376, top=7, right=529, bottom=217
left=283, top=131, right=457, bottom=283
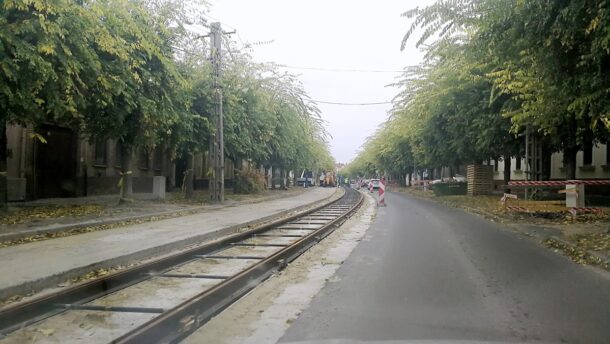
left=233, top=169, right=266, bottom=194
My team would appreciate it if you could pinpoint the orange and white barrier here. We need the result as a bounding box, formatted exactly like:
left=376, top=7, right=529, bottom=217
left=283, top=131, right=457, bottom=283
left=378, top=178, right=386, bottom=207
left=508, top=180, right=610, bottom=186
left=500, top=193, right=518, bottom=207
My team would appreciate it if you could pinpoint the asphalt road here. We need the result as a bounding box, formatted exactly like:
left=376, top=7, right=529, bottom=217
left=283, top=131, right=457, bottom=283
left=280, top=191, right=610, bottom=344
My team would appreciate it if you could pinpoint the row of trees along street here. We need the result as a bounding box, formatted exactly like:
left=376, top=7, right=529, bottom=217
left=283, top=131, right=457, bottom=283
left=0, top=0, right=335, bottom=208
left=345, top=0, right=610, bottom=185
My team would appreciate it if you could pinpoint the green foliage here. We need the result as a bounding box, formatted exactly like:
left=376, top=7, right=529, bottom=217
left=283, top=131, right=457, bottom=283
left=349, top=0, right=610, bottom=181
left=402, top=0, right=610, bottom=178
left=347, top=40, right=520, bottom=179
left=233, top=169, right=266, bottom=194
left=80, top=0, right=186, bottom=151
left=0, top=0, right=334, bottom=184
left=1, top=0, right=103, bottom=126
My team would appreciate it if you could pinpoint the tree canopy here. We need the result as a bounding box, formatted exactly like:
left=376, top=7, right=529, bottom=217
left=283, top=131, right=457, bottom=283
left=346, top=0, right=609, bottom=181
left=0, top=0, right=334, bottom=199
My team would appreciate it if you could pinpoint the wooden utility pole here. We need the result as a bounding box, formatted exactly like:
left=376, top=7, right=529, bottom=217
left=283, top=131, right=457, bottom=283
left=524, top=127, right=542, bottom=199
left=209, top=22, right=225, bottom=203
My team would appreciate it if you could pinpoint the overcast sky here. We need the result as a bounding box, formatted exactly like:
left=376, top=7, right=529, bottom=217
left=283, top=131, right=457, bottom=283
left=208, top=0, right=436, bottom=163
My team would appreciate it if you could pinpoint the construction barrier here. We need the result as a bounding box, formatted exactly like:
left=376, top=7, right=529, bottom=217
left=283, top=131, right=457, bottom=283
left=508, top=180, right=610, bottom=186
left=378, top=178, right=386, bottom=207
left=501, top=191, right=605, bottom=219
left=506, top=179, right=610, bottom=208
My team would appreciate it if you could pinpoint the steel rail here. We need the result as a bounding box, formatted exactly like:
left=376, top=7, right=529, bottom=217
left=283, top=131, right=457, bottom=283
left=113, top=188, right=363, bottom=343
left=0, top=189, right=348, bottom=337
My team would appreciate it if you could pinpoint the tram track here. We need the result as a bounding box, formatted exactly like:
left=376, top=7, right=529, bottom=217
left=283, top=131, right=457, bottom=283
left=0, top=188, right=363, bottom=344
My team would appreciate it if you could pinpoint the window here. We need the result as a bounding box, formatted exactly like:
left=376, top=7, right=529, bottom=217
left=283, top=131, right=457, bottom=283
left=115, top=142, right=123, bottom=168
left=515, top=156, right=522, bottom=170
left=94, top=139, right=107, bottom=166
left=138, top=148, right=149, bottom=170
left=606, top=144, right=610, bottom=164
left=583, top=141, right=593, bottom=166
left=153, top=146, right=163, bottom=171
left=494, top=159, right=499, bottom=172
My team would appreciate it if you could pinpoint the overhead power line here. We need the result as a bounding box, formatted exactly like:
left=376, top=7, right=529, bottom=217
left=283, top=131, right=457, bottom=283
left=277, top=65, right=403, bottom=73
left=310, top=99, right=392, bottom=106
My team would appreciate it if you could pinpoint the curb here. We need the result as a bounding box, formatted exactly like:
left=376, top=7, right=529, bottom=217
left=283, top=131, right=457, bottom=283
left=0, top=188, right=344, bottom=301
left=0, top=189, right=307, bottom=244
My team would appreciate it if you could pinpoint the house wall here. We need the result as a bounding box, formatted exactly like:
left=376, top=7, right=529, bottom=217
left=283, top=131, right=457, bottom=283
left=6, top=125, right=33, bottom=200
left=192, top=151, right=235, bottom=189
left=82, top=137, right=175, bottom=196
left=6, top=123, right=240, bottom=201
left=492, top=143, right=609, bottom=181
left=6, top=124, right=175, bottom=199
left=492, top=156, right=527, bottom=181
left=550, top=144, right=609, bottom=180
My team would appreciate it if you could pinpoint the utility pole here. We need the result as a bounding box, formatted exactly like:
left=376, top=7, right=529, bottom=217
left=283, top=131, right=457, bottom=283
left=525, top=126, right=529, bottom=200
left=209, top=22, right=225, bottom=203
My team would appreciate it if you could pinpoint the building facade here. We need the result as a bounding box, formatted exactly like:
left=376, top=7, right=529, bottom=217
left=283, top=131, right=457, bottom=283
left=5, top=124, right=234, bottom=201
left=492, top=143, right=610, bottom=181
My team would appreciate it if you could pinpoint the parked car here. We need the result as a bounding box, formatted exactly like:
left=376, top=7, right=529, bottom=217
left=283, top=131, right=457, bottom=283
left=370, top=179, right=380, bottom=191
left=296, top=170, right=314, bottom=187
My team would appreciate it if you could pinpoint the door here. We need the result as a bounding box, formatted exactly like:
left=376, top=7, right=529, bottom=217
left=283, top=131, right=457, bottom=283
left=174, top=156, right=188, bottom=188
left=36, top=125, right=77, bottom=198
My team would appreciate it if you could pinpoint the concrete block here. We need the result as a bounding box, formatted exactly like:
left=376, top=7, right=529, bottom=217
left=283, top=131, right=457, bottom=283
left=565, top=184, right=585, bottom=208
left=152, top=176, right=166, bottom=199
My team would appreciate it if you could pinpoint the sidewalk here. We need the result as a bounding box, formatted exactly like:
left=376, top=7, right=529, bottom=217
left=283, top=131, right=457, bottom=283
left=0, top=187, right=340, bottom=301
left=0, top=188, right=308, bottom=244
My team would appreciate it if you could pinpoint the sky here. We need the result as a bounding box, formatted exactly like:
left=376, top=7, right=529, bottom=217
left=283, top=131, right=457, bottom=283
left=207, top=0, right=436, bottom=163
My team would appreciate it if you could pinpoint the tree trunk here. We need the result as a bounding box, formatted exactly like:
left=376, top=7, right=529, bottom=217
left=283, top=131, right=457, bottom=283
left=271, top=166, right=276, bottom=189
left=408, top=172, right=412, bottom=186
left=184, top=152, right=194, bottom=199
left=264, top=165, right=270, bottom=189
left=120, top=144, right=133, bottom=200
left=503, top=156, right=511, bottom=184
left=563, top=146, right=578, bottom=180
left=280, top=167, right=287, bottom=190
left=0, top=120, right=7, bottom=211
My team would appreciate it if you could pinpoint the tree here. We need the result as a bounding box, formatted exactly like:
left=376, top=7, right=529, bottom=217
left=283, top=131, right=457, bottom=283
left=80, top=0, right=186, bottom=199
left=1, top=0, right=335, bottom=204
left=403, top=0, right=610, bottom=179
left=0, top=0, right=112, bottom=207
